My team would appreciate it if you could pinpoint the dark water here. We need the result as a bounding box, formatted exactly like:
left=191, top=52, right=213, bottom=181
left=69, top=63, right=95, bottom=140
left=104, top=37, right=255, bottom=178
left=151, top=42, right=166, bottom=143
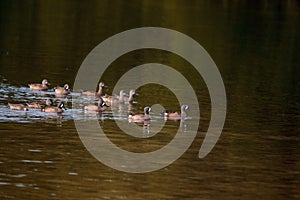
left=0, top=1, right=300, bottom=199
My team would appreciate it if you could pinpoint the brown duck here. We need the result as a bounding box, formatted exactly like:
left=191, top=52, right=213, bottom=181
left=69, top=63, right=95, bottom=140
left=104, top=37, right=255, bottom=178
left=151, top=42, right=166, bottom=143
left=163, top=105, right=189, bottom=120
left=41, top=101, right=66, bottom=113
left=28, top=79, right=50, bottom=91
left=55, top=84, right=70, bottom=95
left=84, top=98, right=109, bottom=112
left=8, top=103, right=28, bottom=111
left=81, top=82, right=106, bottom=97
left=128, top=106, right=151, bottom=122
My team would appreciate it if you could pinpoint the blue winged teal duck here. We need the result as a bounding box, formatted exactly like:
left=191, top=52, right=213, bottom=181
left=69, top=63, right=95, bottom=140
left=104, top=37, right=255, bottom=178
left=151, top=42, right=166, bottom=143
left=28, top=79, right=50, bottom=91
left=84, top=98, right=109, bottom=112
left=81, top=82, right=106, bottom=97
left=123, top=89, right=137, bottom=104
left=55, top=84, right=71, bottom=95
left=102, top=90, right=127, bottom=104
left=8, top=103, right=28, bottom=111
left=41, top=101, right=66, bottom=113
left=128, top=106, right=151, bottom=122
left=163, top=105, right=189, bottom=120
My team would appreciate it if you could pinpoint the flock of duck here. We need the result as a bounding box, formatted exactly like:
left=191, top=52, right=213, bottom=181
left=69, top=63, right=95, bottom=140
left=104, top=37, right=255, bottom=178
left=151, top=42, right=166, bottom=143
left=8, top=79, right=189, bottom=122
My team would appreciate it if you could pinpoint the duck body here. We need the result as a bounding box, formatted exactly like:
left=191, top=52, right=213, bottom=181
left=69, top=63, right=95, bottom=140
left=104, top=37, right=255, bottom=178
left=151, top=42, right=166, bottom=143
left=28, top=79, right=50, bottom=91
left=128, top=106, right=151, bottom=122
left=55, top=84, right=70, bottom=95
left=41, top=102, right=66, bottom=113
left=26, top=99, right=53, bottom=109
left=84, top=98, right=109, bottom=112
left=164, top=111, right=181, bottom=118
left=8, top=103, right=28, bottom=111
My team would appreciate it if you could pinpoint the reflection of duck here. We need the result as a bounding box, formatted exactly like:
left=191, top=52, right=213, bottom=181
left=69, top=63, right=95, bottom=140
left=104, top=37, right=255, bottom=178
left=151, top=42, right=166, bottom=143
left=8, top=103, right=28, bottom=111
left=28, top=79, right=50, bottom=91
left=26, top=99, right=53, bottom=109
left=128, top=106, right=151, bottom=122
left=81, top=82, right=106, bottom=97
left=163, top=105, right=189, bottom=120
left=41, top=102, right=66, bottom=113
left=55, top=84, right=70, bottom=95
left=84, top=98, right=109, bottom=112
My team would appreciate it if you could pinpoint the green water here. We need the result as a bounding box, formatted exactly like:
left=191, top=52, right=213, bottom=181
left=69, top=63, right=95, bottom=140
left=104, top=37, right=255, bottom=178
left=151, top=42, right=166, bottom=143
left=0, top=1, right=299, bottom=199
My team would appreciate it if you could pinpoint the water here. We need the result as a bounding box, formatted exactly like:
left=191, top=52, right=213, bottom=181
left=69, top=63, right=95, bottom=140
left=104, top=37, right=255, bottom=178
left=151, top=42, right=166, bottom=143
left=0, top=1, right=300, bottom=199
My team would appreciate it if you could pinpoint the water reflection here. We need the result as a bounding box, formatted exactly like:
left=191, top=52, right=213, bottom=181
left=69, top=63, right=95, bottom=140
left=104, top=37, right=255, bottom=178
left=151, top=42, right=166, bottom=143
left=141, top=119, right=188, bottom=138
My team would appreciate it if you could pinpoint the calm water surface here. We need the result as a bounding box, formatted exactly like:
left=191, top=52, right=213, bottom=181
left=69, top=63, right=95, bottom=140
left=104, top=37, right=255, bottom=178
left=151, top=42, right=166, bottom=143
left=0, top=1, right=299, bottom=199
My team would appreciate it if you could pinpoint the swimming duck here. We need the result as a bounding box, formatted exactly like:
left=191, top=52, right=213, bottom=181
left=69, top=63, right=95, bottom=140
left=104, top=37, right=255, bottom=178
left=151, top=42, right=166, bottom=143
left=163, top=105, right=189, bottom=120
left=82, top=82, right=106, bottom=97
left=55, top=84, right=70, bottom=95
left=84, top=98, right=109, bottom=112
left=26, top=99, right=53, bottom=109
left=128, top=106, right=151, bottom=122
left=102, top=90, right=127, bottom=104
left=28, top=79, right=50, bottom=91
left=41, top=101, right=66, bottom=113
left=8, top=103, right=28, bottom=111
left=123, top=89, right=137, bottom=103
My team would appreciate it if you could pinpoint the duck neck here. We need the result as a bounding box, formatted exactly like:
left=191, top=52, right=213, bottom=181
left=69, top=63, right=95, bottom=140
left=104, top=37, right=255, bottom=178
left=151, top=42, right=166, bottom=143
left=144, top=110, right=151, bottom=119
left=181, top=109, right=187, bottom=118
left=119, top=92, right=124, bottom=103
left=97, top=86, right=103, bottom=96
left=128, top=93, right=134, bottom=102
left=144, top=113, right=150, bottom=120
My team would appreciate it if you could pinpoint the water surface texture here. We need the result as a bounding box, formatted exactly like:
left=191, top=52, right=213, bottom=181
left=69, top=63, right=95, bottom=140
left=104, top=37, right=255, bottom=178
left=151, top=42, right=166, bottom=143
left=0, top=1, right=299, bottom=200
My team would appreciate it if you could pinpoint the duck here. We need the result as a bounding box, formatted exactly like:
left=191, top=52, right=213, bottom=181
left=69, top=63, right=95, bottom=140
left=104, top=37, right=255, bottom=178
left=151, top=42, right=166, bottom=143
left=26, top=99, right=53, bottom=109
left=102, top=90, right=127, bottom=105
left=163, top=105, right=189, bottom=120
left=123, top=89, right=137, bottom=104
left=8, top=103, right=28, bottom=111
left=28, top=79, right=50, bottom=91
left=41, top=101, right=66, bottom=113
left=128, top=106, right=151, bottom=122
left=81, top=82, right=106, bottom=97
left=55, top=84, right=71, bottom=95
left=84, top=98, right=109, bottom=112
